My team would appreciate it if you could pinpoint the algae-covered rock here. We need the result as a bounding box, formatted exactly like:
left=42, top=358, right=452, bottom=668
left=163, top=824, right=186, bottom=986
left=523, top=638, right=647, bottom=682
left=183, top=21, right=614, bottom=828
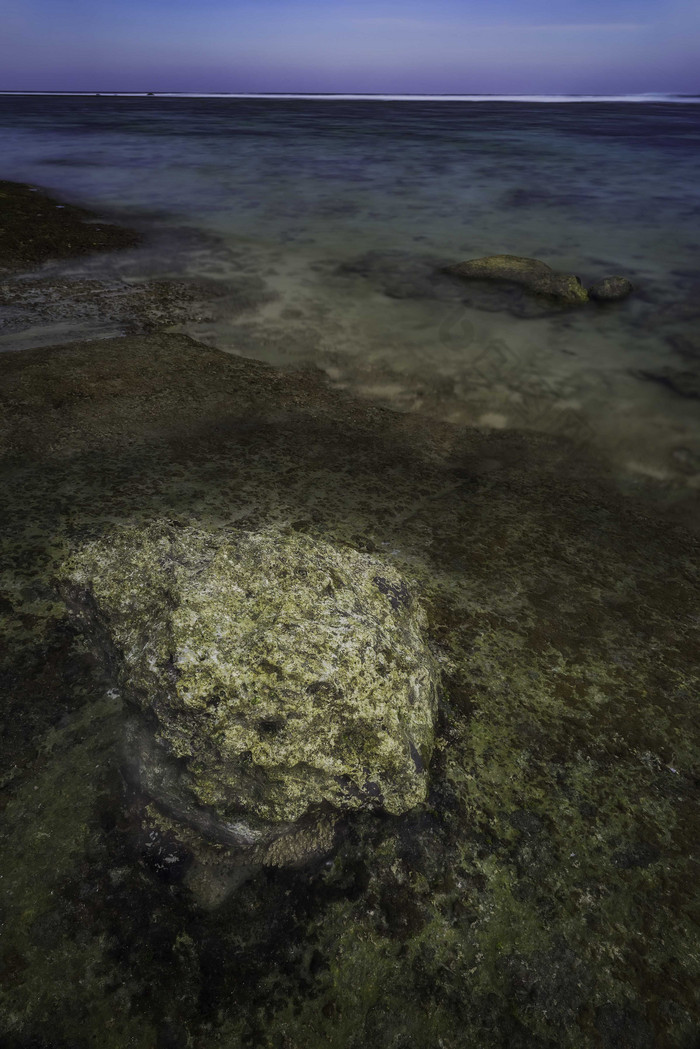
left=444, top=254, right=589, bottom=304
left=588, top=275, right=634, bottom=302
left=59, top=524, right=438, bottom=847
left=334, top=249, right=575, bottom=317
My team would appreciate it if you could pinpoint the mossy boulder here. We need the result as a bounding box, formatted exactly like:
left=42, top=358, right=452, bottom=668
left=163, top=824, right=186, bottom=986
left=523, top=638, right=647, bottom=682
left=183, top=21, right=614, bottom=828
left=444, top=254, right=589, bottom=304
left=59, top=524, right=439, bottom=848
left=588, top=275, right=634, bottom=301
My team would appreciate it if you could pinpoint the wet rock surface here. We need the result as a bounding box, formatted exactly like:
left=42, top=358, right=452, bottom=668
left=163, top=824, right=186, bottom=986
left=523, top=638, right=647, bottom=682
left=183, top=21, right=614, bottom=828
left=443, top=254, right=590, bottom=305
left=333, top=249, right=586, bottom=318
left=60, top=524, right=438, bottom=844
left=588, top=275, right=634, bottom=302
left=0, top=181, right=277, bottom=350
left=0, top=179, right=141, bottom=275
left=0, top=331, right=698, bottom=1048
left=334, top=249, right=643, bottom=321
left=0, top=275, right=232, bottom=339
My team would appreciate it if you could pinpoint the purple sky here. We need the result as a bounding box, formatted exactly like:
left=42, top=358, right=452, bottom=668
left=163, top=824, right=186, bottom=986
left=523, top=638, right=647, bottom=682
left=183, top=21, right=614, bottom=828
left=2, top=0, right=698, bottom=94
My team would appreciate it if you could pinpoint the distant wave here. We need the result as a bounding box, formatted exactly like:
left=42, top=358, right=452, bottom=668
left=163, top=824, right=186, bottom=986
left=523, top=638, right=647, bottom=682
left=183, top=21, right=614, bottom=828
left=1, top=91, right=699, bottom=103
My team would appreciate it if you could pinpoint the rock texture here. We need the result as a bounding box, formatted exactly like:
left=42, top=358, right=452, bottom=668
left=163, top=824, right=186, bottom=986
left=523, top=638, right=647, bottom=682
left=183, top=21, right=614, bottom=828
left=59, top=525, right=438, bottom=847
left=588, top=275, right=634, bottom=302
left=332, top=250, right=585, bottom=317
left=0, top=276, right=228, bottom=338
left=443, top=254, right=589, bottom=305
left=0, top=180, right=141, bottom=275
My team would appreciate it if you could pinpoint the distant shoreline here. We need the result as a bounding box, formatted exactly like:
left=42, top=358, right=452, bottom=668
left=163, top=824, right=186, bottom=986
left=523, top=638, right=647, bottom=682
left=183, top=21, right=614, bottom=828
left=1, top=91, right=699, bottom=103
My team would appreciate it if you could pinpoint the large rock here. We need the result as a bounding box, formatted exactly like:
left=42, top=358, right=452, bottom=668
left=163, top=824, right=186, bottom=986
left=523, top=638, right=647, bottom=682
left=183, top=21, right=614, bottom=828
left=59, top=524, right=439, bottom=850
left=443, top=254, right=589, bottom=305
left=334, top=250, right=583, bottom=317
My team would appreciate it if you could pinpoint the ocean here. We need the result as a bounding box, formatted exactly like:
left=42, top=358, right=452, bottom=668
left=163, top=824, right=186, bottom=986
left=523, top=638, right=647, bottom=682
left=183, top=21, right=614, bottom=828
left=1, top=93, right=699, bottom=494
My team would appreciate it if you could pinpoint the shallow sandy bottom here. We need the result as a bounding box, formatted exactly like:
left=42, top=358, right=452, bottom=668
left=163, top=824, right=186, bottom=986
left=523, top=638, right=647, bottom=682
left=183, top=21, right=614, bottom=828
left=2, top=97, right=699, bottom=514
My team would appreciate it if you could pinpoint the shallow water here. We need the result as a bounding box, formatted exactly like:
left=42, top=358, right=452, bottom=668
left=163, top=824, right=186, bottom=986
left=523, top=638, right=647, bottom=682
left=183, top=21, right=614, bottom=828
left=1, top=95, right=699, bottom=491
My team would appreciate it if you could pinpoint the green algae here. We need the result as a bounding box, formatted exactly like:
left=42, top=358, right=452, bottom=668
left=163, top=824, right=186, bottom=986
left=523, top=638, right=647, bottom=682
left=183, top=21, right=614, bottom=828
left=444, top=254, right=590, bottom=305
left=59, top=524, right=438, bottom=830
left=0, top=694, right=157, bottom=1049
left=0, top=332, right=698, bottom=1047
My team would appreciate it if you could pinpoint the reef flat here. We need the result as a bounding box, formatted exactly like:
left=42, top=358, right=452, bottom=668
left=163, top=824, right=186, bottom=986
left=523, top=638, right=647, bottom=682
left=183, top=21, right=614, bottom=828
left=0, top=180, right=266, bottom=351
left=0, top=179, right=141, bottom=276
left=0, top=329, right=698, bottom=1048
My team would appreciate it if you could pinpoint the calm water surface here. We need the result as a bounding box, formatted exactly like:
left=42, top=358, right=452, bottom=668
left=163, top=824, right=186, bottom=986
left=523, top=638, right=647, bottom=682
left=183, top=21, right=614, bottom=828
left=1, top=95, right=699, bottom=493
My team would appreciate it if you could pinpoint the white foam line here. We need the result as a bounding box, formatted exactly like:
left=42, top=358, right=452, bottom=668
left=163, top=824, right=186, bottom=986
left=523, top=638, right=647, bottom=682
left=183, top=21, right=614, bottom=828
left=0, top=91, right=698, bottom=103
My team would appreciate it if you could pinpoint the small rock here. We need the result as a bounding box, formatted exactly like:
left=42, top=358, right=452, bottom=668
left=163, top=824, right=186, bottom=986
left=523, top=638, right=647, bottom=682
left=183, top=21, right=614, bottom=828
left=588, top=275, right=634, bottom=302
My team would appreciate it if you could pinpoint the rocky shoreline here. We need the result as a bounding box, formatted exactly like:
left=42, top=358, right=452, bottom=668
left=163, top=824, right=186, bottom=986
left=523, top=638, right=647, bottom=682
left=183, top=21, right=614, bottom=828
left=0, top=183, right=698, bottom=1048
left=0, top=179, right=141, bottom=276
left=0, top=179, right=274, bottom=351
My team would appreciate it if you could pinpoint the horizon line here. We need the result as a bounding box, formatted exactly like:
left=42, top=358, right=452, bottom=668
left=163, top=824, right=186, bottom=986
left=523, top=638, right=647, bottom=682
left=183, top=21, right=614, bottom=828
left=1, top=90, right=698, bottom=102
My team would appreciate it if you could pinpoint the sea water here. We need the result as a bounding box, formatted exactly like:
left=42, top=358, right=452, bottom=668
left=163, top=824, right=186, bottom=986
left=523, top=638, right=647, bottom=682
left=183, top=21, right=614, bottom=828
left=0, top=94, right=699, bottom=496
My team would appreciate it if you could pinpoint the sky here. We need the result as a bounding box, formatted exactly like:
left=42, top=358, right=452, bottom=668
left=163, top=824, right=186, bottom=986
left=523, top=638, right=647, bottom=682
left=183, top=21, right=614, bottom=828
left=1, top=0, right=698, bottom=95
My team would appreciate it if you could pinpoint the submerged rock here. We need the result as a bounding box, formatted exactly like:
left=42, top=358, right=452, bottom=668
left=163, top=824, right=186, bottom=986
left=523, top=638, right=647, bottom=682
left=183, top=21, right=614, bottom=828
left=588, top=275, right=634, bottom=301
left=334, top=250, right=580, bottom=318
left=336, top=249, right=464, bottom=302
left=59, top=524, right=439, bottom=854
left=443, top=254, right=589, bottom=305
left=636, top=366, right=700, bottom=399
